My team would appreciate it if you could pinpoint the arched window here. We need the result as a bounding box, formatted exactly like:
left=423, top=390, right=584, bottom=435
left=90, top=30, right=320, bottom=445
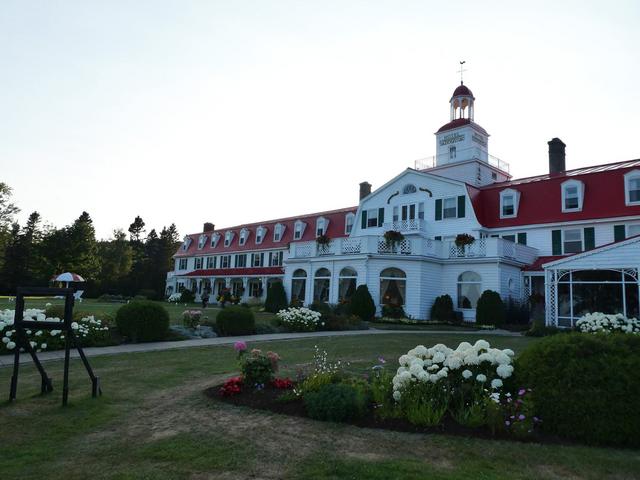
left=291, top=269, right=307, bottom=305
left=314, top=268, right=331, bottom=303
left=457, top=271, right=481, bottom=309
left=380, top=268, right=406, bottom=306
left=338, top=267, right=357, bottom=302
left=402, top=184, right=417, bottom=195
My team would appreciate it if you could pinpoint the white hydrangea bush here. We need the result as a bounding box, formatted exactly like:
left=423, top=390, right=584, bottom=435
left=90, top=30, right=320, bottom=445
left=0, top=308, right=109, bottom=354
left=392, top=339, right=515, bottom=402
left=167, top=293, right=182, bottom=302
left=276, top=307, right=324, bottom=332
left=575, top=312, right=640, bottom=334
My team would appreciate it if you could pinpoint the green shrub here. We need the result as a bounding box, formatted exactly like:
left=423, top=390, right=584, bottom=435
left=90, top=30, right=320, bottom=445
left=97, top=293, right=127, bottom=303
left=304, top=383, right=367, bottom=422
left=138, top=289, right=158, bottom=301
left=370, top=369, right=401, bottom=419
left=309, top=301, right=333, bottom=319
left=517, top=333, right=640, bottom=446
left=323, top=314, right=366, bottom=331
left=115, top=301, right=170, bottom=342
left=264, top=282, right=288, bottom=313
left=216, top=306, right=256, bottom=336
left=241, top=350, right=278, bottom=386
left=505, top=297, right=530, bottom=325
left=475, top=290, right=506, bottom=326
left=430, top=294, right=455, bottom=322
left=180, top=289, right=195, bottom=303
left=381, top=304, right=405, bottom=319
left=350, top=285, right=376, bottom=321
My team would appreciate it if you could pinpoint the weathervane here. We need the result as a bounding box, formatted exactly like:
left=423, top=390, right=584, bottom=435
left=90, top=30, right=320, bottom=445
left=458, top=60, right=467, bottom=84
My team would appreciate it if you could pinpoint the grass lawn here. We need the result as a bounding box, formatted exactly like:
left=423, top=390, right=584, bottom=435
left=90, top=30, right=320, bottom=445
left=0, top=297, right=277, bottom=327
left=1, top=332, right=637, bottom=479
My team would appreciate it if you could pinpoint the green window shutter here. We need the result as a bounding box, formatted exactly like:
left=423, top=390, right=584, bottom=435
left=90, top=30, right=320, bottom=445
left=614, top=225, right=626, bottom=242
left=260, top=252, right=264, bottom=266
left=457, top=195, right=466, bottom=218
left=584, top=227, right=595, bottom=251
left=378, top=208, right=385, bottom=226
left=517, top=232, right=527, bottom=245
left=552, top=230, right=562, bottom=255
left=435, top=199, right=442, bottom=221
left=361, top=210, right=367, bottom=229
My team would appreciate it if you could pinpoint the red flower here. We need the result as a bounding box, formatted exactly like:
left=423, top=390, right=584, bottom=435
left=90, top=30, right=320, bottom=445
left=220, top=376, right=244, bottom=396
left=272, top=377, right=293, bottom=389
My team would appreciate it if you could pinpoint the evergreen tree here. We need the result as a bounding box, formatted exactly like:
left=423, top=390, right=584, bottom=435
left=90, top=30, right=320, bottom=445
left=350, top=285, right=376, bottom=321
left=265, top=281, right=287, bottom=313
left=65, top=211, right=101, bottom=279
left=98, top=229, right=133, bottom=292
left=128, top=216, right=146, bottom=242
left=0, top=183, right=20, bottom=275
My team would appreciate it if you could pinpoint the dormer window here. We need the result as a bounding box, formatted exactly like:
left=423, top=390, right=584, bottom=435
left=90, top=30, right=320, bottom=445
left=224, top=231, right=234, bottom=247
left=402, top=184, right=417, bottom=195
left=273, top=223, right=285, bottom=242
left=294, top=220, right=306, bottom=240
left=256, top=226, right=266, bottom=244
left=624, top=170, right=640, bottom=206
left=500, top=188, right=519, bottom=218
left=345, top=213, right=355, bottom=234
left=238, top=228, right=249, bottom=246
left=561, top=180, right=584, bottom=212
left=182, top=236, right=192, bottom=251
left=211, top=233, right=221, bottom=248
left=316, top=217, right=329, bottom=237
left=197, top=234, right=207, bottom=249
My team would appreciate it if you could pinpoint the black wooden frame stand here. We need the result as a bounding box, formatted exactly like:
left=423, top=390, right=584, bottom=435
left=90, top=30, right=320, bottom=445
left=8, top=287, right=102, bottom=406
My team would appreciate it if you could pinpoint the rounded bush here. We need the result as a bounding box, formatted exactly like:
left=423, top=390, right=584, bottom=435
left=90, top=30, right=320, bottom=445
left=216, top=306, right=256, bottom=336
left=304, top=383, right=367, bottom=422
left=115, top=301, right=170, bottom=342
left=430, top=294, right=455, bottom=322
left=264, top=282, right=288, bottom=313
left=517, top=333, right=640, bottom=446
left=350, top=285, right=376, bottom=321
left=475, top=290, right=506, bottom=326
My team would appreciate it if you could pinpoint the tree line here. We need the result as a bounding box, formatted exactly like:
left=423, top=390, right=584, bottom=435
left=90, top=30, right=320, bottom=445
left=0, top=182, right=180, bottom=298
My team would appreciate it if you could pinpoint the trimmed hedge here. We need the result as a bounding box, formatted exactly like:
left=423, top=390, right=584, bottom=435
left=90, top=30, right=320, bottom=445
left=304, top=383, right=367, bottom=422
left=216, top=306, right=256, bottom=336
left=350, top=285, right=376, bottom=321
left=517, top=332, right=640, bottom=446
left=475, top=290, right=506, bottom=326
left=264, top=282, right=288, bottom=313
left=115, top=301, right=170, bottom=342
left=430, top=294, right=455, bottom=322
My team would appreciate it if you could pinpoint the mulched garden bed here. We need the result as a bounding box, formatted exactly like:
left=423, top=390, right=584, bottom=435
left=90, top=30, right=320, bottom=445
left=204, top=383, right=565, bottom=445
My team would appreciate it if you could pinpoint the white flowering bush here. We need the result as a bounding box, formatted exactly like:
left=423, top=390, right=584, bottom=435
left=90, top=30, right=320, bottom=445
left=0, top=308, right=110, bottom=354
left=391, top=340, right=515, bottom=426
left=167, top=293, right=182, bottom=303
left=575, top=312, right=640, bottom=334
left=276, top=307, right=324, bottom=332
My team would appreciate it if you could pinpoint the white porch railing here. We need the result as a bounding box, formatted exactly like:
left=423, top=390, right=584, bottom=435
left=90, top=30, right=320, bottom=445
left=289, top=236, right=537, bottom=264
left=382, top=219, right=426, bottom=232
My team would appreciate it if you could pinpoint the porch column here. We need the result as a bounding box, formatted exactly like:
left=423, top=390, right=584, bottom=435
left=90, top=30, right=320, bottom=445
left=242, top=278, right=249, bottom=301
left=261, top=277, right=268, bottom=299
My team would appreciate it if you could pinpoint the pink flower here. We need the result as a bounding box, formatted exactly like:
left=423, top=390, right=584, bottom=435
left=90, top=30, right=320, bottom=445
left=234, top=341, right=247, bottom=353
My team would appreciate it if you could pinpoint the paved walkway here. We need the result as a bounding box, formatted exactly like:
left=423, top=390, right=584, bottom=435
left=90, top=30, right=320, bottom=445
left=0, top=328, right=520, bottom=367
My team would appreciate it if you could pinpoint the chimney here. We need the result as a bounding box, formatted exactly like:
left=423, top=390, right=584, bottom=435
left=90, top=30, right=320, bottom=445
left=203, top=222, right=215, bottom=233
left=548, top=138, right=566, bottom=175
left=359, top=181, right=372, bottom=200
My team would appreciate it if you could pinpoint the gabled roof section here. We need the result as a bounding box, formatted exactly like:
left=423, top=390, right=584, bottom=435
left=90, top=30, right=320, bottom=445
left=469, top=158, right=640, bottom=227
left=542, top=234, right=640, bottom=269
left=436, top=118, right=489, bottom=136
left=174, top=206, right=357, bottom=257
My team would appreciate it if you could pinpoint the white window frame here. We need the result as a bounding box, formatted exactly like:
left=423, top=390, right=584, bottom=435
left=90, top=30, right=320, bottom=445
left=402, top=184, right=417, bottom=195
left=366, top=208, right=381, bottom=228
left=624, top=170, right=640, bottom=206
left=182, top=236, right=192, bottom=251
left=220, top=255, right=231, bottom=269
left=273, top=223, right=285, bottom=242
left=206, top=256, right=216, bottom=269
left=235, top=253, right=247, bottom=268
left=627, top=223, right=640, bottom=237
left=251, top=252, right=263, bottom=267
left=344, top=213, right=355, bottom=235
left=499, top=188, right=519, bottom=219
left=269, top=251, right=283, bottom=266
left=238, top=228, right=249, bottom=246
left=211, top=233, right=221, bottom=248
left=443, top=197, right=457, bottom=219
left=562, top=228, right=583, bottom=254
left=256, top=226, right=266, bottom=244
left=224, top=231, right=234, bottom=247
left=197, top=234, right=207, bottom=249
left=178, top=258, right=188, bottom=270
left=316, top=217, right=329, bottom=237
left=561, top=180, right=584, bottom=213
left=194, top=257, right=203, bottom=269
left=294, top=220, right=306, bottom=240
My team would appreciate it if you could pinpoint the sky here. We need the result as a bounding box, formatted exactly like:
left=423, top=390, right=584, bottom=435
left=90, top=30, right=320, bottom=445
left=2, top=0, right=639, bottom=239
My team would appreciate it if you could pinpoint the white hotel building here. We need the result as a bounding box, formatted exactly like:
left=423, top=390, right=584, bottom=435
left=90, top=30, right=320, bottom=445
left=166, top=82, right=640, bottom=327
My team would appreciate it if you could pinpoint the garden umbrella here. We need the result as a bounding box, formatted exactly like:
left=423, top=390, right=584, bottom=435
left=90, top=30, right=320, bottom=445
left=52, top=272, right=85, bottom=288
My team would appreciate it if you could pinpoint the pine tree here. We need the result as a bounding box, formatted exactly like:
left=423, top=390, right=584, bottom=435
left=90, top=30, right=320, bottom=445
left=350, top=284, right=376, bottom=321
left=128, top=216, right=146, bottom=242
left=265, top=282, right=287, bottom=313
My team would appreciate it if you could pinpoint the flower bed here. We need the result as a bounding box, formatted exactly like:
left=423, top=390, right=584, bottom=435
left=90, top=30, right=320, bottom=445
left=0, top=308, right=110, bottom=354
left=575, top=312, right=639, bottom=334
left=275, top=307, right=323, bottom=332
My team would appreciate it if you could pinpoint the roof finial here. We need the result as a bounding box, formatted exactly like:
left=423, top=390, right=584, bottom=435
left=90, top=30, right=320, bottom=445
left=458, top=60, right=467, bottom=85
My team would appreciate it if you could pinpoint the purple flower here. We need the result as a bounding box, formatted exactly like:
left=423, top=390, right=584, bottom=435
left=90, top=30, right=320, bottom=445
left=234, top=341, right=247, bottom=353
left=518, top=414, right=526, bottom=421
left=505, top=420, right=511, bottom=426
left=510, top=415, right=515, bottom=419
left=378, top=356, right=386, bottom=364
left=518, top=388, right=526, bottom=396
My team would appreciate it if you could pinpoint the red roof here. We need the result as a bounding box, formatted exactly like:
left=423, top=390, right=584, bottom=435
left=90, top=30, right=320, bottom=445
left=469, top=159, right=640, bottom=228
left=522, top=256, right=565, bottom=271
left=183, top=267, right=284, bottom=277
left=436, top=118, right=489, bottom=135
left=174, top=206, right=357, bottom=257
left=452, top=83, right=474, bottom=98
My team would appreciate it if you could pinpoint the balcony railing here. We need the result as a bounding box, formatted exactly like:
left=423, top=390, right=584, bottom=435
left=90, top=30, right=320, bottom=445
left=412, top=153, right=510, bottom=174
left=289, top=236, right=538, bottom=264
left=382, top=219, right=426, bottom=233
